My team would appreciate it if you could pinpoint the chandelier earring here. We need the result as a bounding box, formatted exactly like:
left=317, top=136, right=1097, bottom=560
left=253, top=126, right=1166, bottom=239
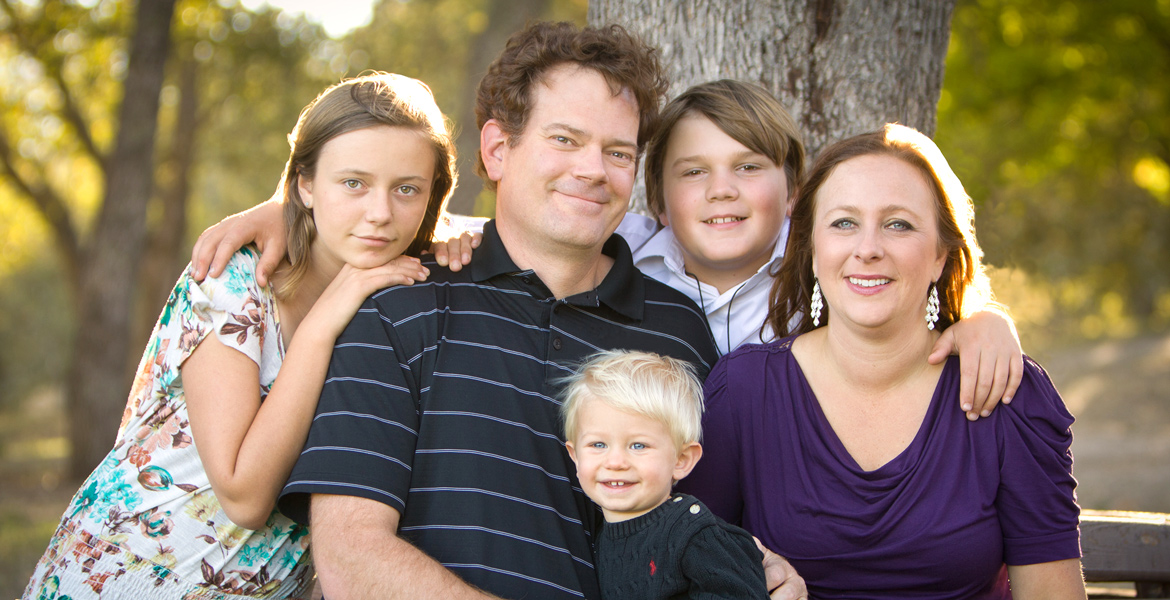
left=810, top=279, right=824, bottom=327
left=926, top=283, right=940, bottom=331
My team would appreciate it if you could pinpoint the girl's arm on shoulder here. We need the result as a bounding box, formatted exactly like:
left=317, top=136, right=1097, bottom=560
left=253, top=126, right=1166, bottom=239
left=184, top=256, right=429, bottom=529
left=191, top=200, right=285, bottom=287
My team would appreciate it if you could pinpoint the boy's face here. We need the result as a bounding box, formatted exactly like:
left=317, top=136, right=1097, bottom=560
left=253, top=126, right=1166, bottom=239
left=659, top=113, right=789, bottom=293
left=566, top=396, right=701, bottom=523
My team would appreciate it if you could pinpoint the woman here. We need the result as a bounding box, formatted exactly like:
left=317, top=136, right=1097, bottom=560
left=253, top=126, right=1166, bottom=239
left=25, top=73, right=456, bottom=599
left=681, top=124, right=1084, bottom=599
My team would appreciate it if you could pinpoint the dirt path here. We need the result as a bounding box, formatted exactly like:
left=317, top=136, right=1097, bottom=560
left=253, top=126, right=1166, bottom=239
left=1041, top=332, right=1170, bottom=513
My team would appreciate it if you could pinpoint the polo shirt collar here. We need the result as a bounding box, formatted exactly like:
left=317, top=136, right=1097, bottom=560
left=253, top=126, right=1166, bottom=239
left=469, top=220, right=646, bottom=321
left=468, top=220, right=523, bottom=282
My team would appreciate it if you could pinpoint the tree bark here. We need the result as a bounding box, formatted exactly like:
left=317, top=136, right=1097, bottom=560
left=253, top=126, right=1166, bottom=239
left=137, top=53, right=199, bottom=349
left=67, top=0, right=176, bottom=478
left=589, top=0, right=956, bottom=205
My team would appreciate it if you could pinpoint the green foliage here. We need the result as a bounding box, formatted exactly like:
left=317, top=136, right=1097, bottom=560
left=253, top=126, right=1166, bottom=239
left=0, top=0, right=334, bottom=408
left=173, top=0, right=336, bottom=233
left=937, top=0, right=1170, bottom=345
left=0, top=253, right=72, bottom=411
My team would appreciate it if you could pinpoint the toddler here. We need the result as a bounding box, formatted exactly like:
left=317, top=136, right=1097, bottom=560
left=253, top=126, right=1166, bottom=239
left=562, top=350, right=769, bottom=599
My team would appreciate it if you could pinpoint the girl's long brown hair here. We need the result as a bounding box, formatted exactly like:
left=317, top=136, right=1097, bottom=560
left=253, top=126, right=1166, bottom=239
left=275, top=72, right=457, bottom=299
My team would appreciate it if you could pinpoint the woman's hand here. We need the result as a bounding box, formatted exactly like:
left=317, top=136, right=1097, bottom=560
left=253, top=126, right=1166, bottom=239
left=428, top=231, right=482, bottom=272
left=191, top=200, right=286, bottom=286
left=303, top=256, right=430, bottom=339
left=756, top=537, right=808, bottom=600
left=928, top=308, right=1024, bottom=420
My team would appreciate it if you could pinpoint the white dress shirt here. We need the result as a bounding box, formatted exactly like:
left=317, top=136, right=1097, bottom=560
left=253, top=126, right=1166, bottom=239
left=616, top=212, right=788, bottom=356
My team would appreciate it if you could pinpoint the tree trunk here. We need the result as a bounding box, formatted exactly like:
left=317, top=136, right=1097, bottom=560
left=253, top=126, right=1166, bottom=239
left=588, top=0, right=955, bottom=207
left=137, top=54, right=199, bottom=349
left=445, top=0, right=552, bottom=216
left=67, top=0, right=176, bottom=479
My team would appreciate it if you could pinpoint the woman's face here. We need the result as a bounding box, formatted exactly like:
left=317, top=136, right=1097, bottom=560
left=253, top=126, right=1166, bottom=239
left=299, top=125, right=436, bottom=277
left=811, top=154, right=947, bottom=334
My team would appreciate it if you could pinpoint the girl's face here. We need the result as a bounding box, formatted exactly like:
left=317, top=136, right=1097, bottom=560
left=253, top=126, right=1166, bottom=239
left=659, top=113, right=789, bottom=293
left=811, top=154, right=946, bottom=334
left=300, top=126, right=436, bottom=276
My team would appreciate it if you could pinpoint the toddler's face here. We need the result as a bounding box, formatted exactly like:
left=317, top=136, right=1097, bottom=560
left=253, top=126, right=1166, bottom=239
left=659, top=114, right=789, bottom=292
left=566, top=397, right=699, bottom=522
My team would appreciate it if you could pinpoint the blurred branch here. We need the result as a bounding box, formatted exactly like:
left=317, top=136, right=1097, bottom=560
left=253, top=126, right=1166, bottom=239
left=1143, top=10, right=1170, bottom=56
left=0, top=125, right=82, bottom=288
left=0, top=0, right=104, bottom=164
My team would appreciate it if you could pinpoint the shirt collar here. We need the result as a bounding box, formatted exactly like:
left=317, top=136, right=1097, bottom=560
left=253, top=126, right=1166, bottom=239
left=469, top=220, right=646, bottom=321
left=636, top=216, right=791, bottom=279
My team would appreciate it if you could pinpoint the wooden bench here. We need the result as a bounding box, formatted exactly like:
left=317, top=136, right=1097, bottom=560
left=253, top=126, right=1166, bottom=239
left=1082, top=510, right=1170, bottom=599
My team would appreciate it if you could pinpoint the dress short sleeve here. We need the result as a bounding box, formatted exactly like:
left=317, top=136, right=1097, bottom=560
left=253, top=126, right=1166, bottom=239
left=996, top=357, right=1081, bottom=565
left=181, top=248, right=269, bottom=368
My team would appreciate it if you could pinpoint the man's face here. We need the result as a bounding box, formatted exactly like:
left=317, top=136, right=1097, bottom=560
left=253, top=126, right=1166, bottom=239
left=483, top=64, right=640, bottom=261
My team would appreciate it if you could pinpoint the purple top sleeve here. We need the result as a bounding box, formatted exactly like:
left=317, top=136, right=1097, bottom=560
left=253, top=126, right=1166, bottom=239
left=678, top=338, right=1080, bottom=600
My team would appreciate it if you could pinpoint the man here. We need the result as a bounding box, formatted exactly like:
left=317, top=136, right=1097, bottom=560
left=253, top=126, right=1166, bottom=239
left=274, top=22, right=738, bottom=599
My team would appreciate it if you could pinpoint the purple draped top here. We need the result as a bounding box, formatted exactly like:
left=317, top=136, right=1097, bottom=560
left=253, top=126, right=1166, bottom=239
left=678, top=337, right=1081, bottom=600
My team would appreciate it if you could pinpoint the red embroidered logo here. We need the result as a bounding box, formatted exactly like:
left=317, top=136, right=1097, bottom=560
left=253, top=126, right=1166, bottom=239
left=650, top=559, right=657, bottom=576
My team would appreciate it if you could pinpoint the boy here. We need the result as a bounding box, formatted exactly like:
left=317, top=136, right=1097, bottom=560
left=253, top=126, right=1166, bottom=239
left=617, top=79, right=804, bottom=355
left=562, top=350, right=769, bottom=599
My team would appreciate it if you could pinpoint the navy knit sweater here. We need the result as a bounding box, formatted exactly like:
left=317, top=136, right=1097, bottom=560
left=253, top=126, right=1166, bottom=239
left=595, top=493, right=769, bottom=599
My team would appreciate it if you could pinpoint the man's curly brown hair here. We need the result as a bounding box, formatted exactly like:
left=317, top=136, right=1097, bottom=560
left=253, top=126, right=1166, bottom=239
left=474, top=21, right=669, bottom=191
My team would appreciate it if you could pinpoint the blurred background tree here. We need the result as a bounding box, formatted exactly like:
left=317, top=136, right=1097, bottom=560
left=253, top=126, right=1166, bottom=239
left=936, top=0, right=1170, bottom=349
left=0, top=0, right=337, bottom=478
left=0, top=0, right=586, bottom=478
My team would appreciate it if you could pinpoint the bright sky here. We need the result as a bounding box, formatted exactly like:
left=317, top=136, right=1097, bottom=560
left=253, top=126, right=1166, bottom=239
left=238, top=0, right=380, bottom=37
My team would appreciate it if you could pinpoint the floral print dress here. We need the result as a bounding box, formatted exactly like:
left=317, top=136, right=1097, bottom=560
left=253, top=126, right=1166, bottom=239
left=25, top=248, right=313, bottom=600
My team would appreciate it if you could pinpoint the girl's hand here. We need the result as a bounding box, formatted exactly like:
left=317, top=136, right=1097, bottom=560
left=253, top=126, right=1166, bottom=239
left=305, top=256, right=430, bottom=339
left=192, top=200, right=286, bottom=286
left=428, top=231, right=482, bottom=272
